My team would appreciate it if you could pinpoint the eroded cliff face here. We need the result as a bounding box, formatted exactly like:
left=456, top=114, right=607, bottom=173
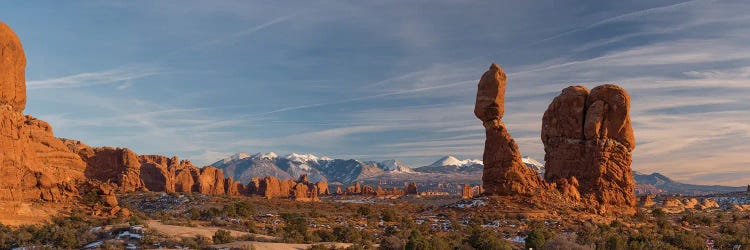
left=246, top=175, right=326, bottom=202
left=0, top=22, right=25, bottom=112
left=63, top=139, right=242, bottom=196
left=475, top=64, right=544, bottom=196
left=542, top=84, right=636, bottom=212
left=0, top=22, right=86, bottom=203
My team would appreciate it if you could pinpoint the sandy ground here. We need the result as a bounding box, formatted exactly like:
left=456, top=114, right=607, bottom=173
left=0, top=201, right=61, bottom=225
left=209, top=241, right=352, bottom=250
left=147, top=220, right=277, bottom=241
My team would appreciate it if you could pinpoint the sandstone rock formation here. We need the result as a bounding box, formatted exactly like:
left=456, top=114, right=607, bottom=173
left=405, top=182, right=418, bottom=195
left=639, top=195, right=655, bottom=207
left=475, top=64, right=544, bottom=195
left=197, top=166, right=225, bottom=195
left=362, top=185, right=375, bottom=196
left=0, top=22, right=25, bottom=112
left=461, top=184, right=474, bottom=199
left=64, top=139, right=241, bottom=196
left=316, top=181, right=330, bottom=195
left=246, top=175, right=328, bottom=201
left=0, top=22, right=86, bottom=203
left=542, top=84, right=636, bottom=211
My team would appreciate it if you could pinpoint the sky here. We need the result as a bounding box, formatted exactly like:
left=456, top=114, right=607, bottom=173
left=2, top=0, right=749, bottom=186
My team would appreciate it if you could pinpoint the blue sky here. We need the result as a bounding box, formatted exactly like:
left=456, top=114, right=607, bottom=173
left=2, top=0, right=750, bottom=185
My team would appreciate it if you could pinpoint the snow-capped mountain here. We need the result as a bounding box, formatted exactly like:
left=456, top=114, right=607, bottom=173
left=522, top=156, right=545, bottom=175
left=416, top=156, right=484, bottom=174
left=427, top=156, right=483, bottom=168
left=212, top=152, right=382, bottom=184
left=211, top=152, right=745, bottom=196
left=253, top=152, right=278, bottom=160
left=213, top=152, right=251, bottom=168
left=376, top=160, right=415, bottom=173
left=284, top=153, right=332, bottom=163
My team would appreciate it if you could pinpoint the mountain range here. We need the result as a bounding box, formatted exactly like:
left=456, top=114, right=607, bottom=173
left=211, top=152, right=743, bottom=195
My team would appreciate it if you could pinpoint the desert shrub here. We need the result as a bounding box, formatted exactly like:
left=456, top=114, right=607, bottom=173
left=379, top=236, right=403, bottom=250
left=575, top=222, right=597, bottom=245
left=405, top=230, right=428, bottom=250
left=543, top=235, right=591, bottom=250
left=664, top=230, right=705, bottom=250
left=0, top=215, right=98, bottom=249
left=525, top=223, right=556, bottom=250
left=356, top=206, right=372, bottom=217
left=281, top=213, right=308, bottom=235
left=381, top=208, right=398, bottom=222
left=604, top=234, right=627, bottom=250
left=234, top=200, right=256, bottom=218
left=465, top=225, right=511, bottom=250
left=213, top=229, right=234, bottom=244
left=331, top=226, right=362, bottom=243
left=651, top=208, right=666, bottom=218
left=679, top=210, right=713, bottom=226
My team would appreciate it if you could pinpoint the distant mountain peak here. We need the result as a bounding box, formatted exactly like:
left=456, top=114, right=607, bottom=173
left=521, top=156, right=545, bottom=174
left=284, top=153, right=332, bottom=163
left=252, top=152, right=278, bottom=160
left=429, top=155, right=482, bottom=168
left=378, top=159, right=414, bottom=173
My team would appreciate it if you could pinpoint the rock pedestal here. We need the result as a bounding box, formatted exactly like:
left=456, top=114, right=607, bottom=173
left=475, top=64, right=543, bottom=196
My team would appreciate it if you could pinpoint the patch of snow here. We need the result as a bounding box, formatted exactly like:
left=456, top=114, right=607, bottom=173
left=83, top=241, right=104, bottom=249
left=522, top=156, right=545, bottom=174
left=285, top=153, right=321, bottom=163
left=379, top=160, right=414, bottom=173
left=429, top=156, right=483, bottom=168
left=456, top=199, right=487, bottom=208
left=508, top=236, right=526, bottom=244
left=253, top=152, right=278, bottom=160
left=218, top=152, right=250, bottom=165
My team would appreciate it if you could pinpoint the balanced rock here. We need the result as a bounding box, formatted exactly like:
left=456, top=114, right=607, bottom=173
left=475, top=64, right=544, bottom=195
left=542, top=84, right=636, bottom=211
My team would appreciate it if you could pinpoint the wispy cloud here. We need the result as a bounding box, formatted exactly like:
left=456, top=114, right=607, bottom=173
left=27, top=66, right=165, bottom=89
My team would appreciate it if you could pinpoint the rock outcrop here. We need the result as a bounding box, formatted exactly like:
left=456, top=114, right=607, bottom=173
left=542, top=84, right=637, bottom=211
left=247, top=175, right=328, bottom=201
left=405, top=182, right=418, bottom=195
left=475, top=64, right=544, bottom=195
left=461, top=184, right=474, bottom=199
left=0, top=22, right=86, bottom=203
left=64, top=139, right=240, bottom=196
left=0, top=22, right=25, bottom=112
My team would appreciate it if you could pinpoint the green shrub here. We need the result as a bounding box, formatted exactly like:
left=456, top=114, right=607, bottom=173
left=213, top=229, right=234, bottom=244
